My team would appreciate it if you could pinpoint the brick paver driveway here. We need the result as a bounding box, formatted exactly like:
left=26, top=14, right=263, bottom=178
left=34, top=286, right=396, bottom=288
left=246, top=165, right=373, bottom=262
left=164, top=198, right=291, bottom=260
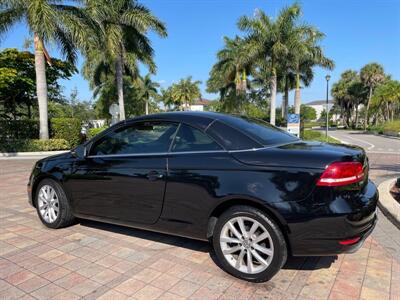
left=0, top=153, right=399, bottom=300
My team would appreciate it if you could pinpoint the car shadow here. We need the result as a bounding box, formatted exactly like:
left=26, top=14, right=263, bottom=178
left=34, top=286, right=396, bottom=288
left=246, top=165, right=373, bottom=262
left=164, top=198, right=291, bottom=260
left=79, top=219, right=338, bottom=271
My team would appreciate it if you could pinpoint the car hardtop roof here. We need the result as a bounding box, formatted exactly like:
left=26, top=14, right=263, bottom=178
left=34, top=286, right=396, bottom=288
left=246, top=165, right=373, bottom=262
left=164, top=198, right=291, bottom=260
left=122, top=111, right=247, bottom=130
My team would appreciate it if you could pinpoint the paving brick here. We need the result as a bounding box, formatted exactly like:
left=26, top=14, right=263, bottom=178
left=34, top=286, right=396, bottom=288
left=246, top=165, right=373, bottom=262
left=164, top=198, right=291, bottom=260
left=68, top=278, right=102, bottom=297
left=133, top=268, right=162, bottom=283
left=169, top=279, right=201, bottom=298
left=5, top=270, right=36, bottom=285
left=30, top=283, right=65, bottom=300
left=0, top=285, right=26, bottom=299
left=133, top=285, right=163, bottom=300
left=54, top=272, right=86, bottom=289
left=42, top=266, right=71, bottom=281
left=17, top=276, right=50, bottom=293
left=151, top=273, right=180, bottom=290
left=114, top=278, right=146, bottom=296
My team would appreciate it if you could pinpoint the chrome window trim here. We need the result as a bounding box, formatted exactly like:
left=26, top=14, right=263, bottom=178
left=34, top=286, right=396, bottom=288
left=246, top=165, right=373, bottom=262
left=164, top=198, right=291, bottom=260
left=86, top=149, right=228, bottom=159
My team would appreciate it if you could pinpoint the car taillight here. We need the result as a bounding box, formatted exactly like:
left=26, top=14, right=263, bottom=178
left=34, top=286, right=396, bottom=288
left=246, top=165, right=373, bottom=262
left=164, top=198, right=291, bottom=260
left=316, top=161, right=364, bottom=187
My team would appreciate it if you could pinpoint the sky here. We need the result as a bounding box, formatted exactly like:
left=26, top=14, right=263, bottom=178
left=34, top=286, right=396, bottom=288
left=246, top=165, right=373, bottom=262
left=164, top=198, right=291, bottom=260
left=1, top=0, right=399, bottom=107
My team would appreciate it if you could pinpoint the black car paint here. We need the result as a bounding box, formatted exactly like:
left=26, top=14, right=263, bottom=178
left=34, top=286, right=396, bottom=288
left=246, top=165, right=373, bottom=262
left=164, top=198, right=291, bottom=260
left=28, top=112, right=378, bottom=256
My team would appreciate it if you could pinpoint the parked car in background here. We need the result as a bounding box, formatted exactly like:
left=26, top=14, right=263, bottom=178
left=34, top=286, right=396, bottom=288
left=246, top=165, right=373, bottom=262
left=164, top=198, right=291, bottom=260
left=28, top=112, right=378, bottom=282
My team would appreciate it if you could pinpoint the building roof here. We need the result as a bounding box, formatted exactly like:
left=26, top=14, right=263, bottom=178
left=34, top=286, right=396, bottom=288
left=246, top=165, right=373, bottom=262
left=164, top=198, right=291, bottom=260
left=306, top=100, right=334, bottom=106
left=192, top=99, right=212, bottom=106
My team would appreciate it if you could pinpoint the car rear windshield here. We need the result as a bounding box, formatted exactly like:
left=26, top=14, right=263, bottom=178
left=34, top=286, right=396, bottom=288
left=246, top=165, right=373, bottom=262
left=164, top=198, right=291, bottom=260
left=226, top=116, right=299, bottom=147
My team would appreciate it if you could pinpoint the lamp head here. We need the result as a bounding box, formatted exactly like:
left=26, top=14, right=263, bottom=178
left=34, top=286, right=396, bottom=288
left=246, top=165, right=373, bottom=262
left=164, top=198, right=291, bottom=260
left=325, top=74, right=331, bottom=82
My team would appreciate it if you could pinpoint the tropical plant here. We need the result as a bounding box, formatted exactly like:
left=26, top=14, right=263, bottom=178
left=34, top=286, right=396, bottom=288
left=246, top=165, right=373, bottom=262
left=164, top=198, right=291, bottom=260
left=159, top=87, right=175, bottom=111
left=370, top=80, right=400, bottom=122
left=171, top=77, right=201, bottom=110
left=360, top=63, right=386, bottom=129
left=0, top=48, right=76, bottom=120
left=207, top=36, right=252, bottom=98
left=331, top=70, right=366, bottom=128
left=134, top=74, right=159, bottom=115
left=289, top=29, right=334, bottom=115
left=0, top=0, right=96, bottom=139
left=84, top=0, right=167, bottom=120
left=238, top=3, right=302, bottom=125
left=300, top=105, right=317, bottom=121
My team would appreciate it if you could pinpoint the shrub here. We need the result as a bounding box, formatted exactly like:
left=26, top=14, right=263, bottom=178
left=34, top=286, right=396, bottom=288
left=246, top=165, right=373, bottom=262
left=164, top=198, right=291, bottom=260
left=1, top=139, right=70, bottom=152
left=0, top=120, right=39, bottom=140
left=87, top=127, right=107, bottom=139
left=51, top=118, right=81, bottom=147
left=383, top=120, right=400, bottom=134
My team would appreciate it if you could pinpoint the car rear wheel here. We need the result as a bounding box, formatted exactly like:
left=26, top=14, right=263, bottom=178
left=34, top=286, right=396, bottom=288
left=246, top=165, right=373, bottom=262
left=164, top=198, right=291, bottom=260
left=212, top=205, right=287, bottom=282
left=35, top=179, right=75, bottom=229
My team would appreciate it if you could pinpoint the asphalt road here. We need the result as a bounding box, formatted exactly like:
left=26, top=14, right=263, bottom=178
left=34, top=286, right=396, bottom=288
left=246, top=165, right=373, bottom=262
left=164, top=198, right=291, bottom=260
left=328, top=130, right=400, bottom=154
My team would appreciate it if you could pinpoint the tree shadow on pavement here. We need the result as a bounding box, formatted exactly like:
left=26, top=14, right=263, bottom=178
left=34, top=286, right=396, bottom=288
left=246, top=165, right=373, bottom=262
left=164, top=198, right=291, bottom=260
left=79, top=219, right=338, bottom=271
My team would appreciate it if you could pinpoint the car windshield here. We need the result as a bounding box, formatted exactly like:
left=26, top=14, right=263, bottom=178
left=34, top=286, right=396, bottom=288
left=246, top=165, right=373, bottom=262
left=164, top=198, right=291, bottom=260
left=228, top=116, right=299, bottom=146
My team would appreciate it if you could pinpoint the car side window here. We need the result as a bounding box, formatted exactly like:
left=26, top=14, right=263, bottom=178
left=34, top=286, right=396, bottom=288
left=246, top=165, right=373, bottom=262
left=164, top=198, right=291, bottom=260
left=171, top=124, right=222, bottom=152
left=89, top=121, right=178, bottom=156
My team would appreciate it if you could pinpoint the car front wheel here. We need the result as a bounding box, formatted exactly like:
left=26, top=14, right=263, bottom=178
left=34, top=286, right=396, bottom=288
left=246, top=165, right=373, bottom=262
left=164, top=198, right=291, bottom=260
left=212, top=205, right=287, bottom=282
left=35, top=179, right=75, bottom=229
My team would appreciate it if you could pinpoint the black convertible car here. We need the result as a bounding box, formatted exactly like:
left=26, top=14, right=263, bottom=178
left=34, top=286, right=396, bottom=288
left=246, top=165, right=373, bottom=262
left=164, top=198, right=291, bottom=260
left=28, top=112, right=378, bottom=282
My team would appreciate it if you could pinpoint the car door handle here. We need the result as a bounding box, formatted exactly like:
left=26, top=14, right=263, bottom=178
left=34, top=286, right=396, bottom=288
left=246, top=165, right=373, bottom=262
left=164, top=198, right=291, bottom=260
left=146, top=171, right=164, bottom=181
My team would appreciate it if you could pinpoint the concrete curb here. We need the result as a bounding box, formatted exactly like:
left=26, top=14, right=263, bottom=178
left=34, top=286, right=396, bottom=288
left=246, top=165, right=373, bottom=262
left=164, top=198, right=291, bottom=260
left=371, top=132, right=400, bottom=140
left=378, top=178, right=400, bottom=228
left=0, top=150, right=68, bottom=158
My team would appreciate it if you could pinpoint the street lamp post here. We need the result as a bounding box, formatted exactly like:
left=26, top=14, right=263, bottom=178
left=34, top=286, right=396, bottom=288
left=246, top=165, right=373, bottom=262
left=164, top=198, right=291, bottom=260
left=325, top=75, right=331, bottom=138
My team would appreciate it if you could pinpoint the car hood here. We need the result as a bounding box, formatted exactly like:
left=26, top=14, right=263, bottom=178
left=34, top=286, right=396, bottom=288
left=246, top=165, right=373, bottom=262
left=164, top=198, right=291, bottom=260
left=231, top=141, right=366, bottom=170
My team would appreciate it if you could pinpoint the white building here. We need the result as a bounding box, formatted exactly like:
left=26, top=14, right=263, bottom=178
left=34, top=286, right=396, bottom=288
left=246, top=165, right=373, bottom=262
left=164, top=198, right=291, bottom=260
left=185, top=99, right=212, bottom=111
left=305, top=100, right=334, bottom=120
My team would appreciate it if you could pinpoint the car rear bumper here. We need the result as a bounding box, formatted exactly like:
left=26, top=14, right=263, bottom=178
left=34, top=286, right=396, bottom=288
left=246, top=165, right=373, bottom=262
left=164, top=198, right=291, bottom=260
left=285, top=180, right=378, bottom=256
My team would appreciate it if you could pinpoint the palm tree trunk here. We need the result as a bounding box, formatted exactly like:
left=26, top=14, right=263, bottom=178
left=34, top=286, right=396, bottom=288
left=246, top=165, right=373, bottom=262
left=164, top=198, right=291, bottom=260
left=364, top=87, right=372, bottom=131
left=270, top=68, right=277, bottom=125
left=34, top=34, right=49, bottom=140
left=281, top=77, right=289, bottom=119
left=355, top=104, right=359, bottom=129
left=145, top=98, right=149, bottom=115
left=115, top=54, right=125, bottom=120
left=294, top=72, right=301, bottom=114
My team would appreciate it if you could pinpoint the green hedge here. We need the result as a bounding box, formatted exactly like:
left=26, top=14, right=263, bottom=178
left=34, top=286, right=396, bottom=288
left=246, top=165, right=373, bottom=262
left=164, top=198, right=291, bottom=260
left=383, top=120, right=400, bottom=134
left=87, top=127, right=107, bottom=139
left=0, top=120, right=39, bottom=140
left=1, top=139, right=70, bottom=152
left=51, top=118, right=81, bottom=147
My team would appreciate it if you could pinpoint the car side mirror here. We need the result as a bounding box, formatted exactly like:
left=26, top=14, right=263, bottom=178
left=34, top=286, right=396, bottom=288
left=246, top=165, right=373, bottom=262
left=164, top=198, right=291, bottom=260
left=71, top=144, right=87, bottom=159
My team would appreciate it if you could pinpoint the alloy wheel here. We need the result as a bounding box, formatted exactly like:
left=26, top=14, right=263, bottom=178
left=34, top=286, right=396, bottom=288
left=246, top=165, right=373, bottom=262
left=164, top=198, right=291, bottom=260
left=219, top=216, right=274, bottom=274
left=38, top=185, right=59, bottom=223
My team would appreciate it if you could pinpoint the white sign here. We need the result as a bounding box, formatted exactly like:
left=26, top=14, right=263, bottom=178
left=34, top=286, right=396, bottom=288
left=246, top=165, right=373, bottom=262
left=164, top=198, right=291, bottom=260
left=287, top=114, right=300, bottom=137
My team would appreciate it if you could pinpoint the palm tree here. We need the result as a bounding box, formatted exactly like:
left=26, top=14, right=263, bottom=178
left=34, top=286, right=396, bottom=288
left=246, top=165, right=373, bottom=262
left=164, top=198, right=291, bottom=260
left=85, top=0, right=167, bottom=120
left=0, top=0, right=95, bottom=139
left=159, top=87, right=174, bottom=111
left=331, top=70, right=360, bottom=128
left=289, top=29, right=334, bottom=114
left=238, top=4, right=302, bottom=125
left=360, top=63, right=385, bottom=130
left=134, top=74, right=159, bottom=115
left=171, top=77, right=201, bottom=110
left=207, top=36, right=252, bottom=97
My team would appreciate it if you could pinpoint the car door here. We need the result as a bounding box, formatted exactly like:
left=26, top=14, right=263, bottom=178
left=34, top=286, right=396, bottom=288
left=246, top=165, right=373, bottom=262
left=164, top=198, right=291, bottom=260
left=162, top=123, right=230, bottom=232
left=66, top=120, right=178, bottom=225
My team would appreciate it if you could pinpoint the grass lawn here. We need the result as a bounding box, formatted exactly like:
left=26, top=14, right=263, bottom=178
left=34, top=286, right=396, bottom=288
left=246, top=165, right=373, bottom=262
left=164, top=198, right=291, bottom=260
left=302, top=130, right=341, bottom=144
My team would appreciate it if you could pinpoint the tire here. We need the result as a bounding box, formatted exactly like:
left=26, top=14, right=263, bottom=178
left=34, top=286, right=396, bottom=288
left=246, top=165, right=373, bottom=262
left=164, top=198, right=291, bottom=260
left=212, top=205, right=287, bottom=282
left=35, top=179, right=75, bottom=229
